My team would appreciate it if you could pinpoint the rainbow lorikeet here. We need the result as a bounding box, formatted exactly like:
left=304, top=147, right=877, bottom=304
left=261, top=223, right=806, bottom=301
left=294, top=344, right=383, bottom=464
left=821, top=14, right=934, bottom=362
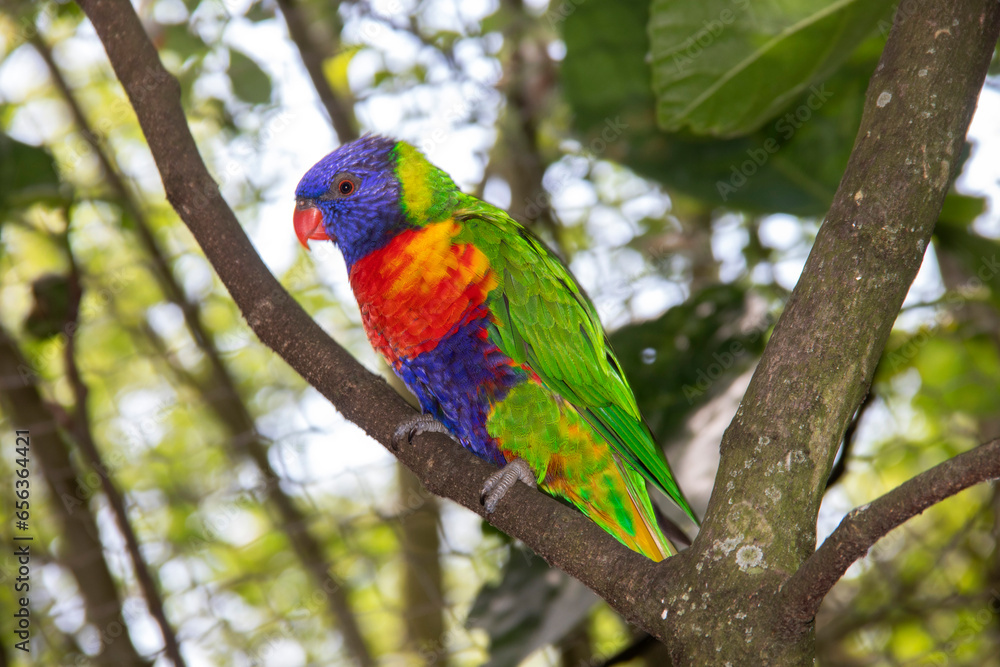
left=293, top=135, right=697, bottom=560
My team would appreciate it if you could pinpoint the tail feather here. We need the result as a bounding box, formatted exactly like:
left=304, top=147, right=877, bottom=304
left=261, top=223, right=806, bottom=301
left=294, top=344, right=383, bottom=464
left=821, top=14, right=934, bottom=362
left=614, top=455, right=674, bottom=561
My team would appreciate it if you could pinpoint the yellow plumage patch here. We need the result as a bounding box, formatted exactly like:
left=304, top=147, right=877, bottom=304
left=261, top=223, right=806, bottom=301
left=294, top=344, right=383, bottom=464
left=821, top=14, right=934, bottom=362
left=348, top=220, right=498, bottom=363
left=382, top=220, right=495, bottom=301
left=395, top=143, right=434, bottom=221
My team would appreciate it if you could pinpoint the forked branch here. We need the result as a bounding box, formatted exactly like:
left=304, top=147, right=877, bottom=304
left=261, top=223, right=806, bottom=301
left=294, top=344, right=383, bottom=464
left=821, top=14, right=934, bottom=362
left=780, top=438, right=1000, bottom=635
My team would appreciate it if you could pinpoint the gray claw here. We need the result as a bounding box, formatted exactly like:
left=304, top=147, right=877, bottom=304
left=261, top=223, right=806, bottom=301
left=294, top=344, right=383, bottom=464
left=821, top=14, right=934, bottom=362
left=392, top=414, right=453, bottom=450
left=480, top=458, right=537, bottom=513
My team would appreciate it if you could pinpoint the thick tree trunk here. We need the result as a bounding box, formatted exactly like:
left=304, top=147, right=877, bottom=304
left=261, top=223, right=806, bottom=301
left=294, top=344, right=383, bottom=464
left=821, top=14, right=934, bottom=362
left=660, top=1, right=1000, bottom=661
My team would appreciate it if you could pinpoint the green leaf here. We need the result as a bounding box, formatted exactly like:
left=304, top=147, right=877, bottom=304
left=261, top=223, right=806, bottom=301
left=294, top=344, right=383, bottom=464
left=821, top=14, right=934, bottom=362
left=934, top=192, right=1000, bottom=308
left=880, top=332, right=1000, bottom=418
left=161, top=23, right=208, bottom=62
left=25, top=274, right=72, bottom=340
left=562, top=0, right=882, bottom=215
left=322, top=46, right=360, bottom=97
left=937, top=192, right=987, bottom=228
left=649, top=0, right=894, bottom=136
left=227, top=48, right=272, bottom=105
left=0, top=132, right=64, bottom=214
left=467, top=546, right=597, bottom=667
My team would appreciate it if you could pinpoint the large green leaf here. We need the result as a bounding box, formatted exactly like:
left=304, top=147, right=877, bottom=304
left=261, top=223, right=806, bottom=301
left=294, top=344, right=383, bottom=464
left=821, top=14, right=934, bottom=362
left=649, top=0, right=893, bottom=136
left=562, top=0, right=882, bottom=215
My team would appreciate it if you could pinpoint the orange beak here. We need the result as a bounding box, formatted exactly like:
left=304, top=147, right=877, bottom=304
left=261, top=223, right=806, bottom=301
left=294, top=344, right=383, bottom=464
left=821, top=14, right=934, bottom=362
left=293, top=200, right=331, bottom=250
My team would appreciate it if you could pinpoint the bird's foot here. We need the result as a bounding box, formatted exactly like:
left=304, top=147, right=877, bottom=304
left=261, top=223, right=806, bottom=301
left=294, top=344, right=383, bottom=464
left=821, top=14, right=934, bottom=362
left=480, top=458, right=537, bottom=513
left=392, top=413, right=454, bottom=451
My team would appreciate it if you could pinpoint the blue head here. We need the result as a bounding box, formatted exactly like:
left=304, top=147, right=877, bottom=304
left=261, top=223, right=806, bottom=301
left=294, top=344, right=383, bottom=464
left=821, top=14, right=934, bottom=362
left=294, top=135, right=411, bottom=269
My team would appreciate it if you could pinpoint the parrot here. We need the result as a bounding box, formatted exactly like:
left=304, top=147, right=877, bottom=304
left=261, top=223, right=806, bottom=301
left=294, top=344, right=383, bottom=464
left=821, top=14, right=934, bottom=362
left=293, top=135, right=697, bottom=560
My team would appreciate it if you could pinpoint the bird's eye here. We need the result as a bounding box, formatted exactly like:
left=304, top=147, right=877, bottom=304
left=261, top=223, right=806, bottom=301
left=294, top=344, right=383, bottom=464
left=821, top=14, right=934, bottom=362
left=321, top=173, right=358, bottom=201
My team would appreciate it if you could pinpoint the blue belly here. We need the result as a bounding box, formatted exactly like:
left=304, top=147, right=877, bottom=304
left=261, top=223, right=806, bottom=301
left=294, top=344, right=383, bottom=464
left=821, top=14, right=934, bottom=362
left=395, top=317, right=524, bottom=468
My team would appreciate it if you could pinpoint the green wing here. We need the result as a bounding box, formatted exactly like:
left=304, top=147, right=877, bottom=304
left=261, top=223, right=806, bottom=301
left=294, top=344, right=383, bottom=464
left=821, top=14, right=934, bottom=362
left=455, top=204, right=698, bottom=524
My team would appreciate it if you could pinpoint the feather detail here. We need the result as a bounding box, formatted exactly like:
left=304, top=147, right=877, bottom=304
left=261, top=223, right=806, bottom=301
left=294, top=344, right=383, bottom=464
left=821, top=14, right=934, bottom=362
left=349, top=219, right=497, bottom=366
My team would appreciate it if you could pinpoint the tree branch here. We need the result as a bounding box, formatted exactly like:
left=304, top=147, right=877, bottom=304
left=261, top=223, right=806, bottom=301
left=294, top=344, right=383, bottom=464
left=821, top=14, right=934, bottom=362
left=74, top=0, right=663, bottom=634
left=32, top=33, right=376, bottom=665
left=663, top=0, right=1000, bottom=661
left=780, top=438, right=1000, bottom=634
left=275, top=0, right=359, bottom=142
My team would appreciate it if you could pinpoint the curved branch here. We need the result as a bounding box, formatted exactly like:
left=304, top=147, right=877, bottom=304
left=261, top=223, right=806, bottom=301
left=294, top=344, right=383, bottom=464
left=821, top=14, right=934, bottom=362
left=275, top=0, right=359, bottom=142
left=780, top=438, right=1000, bottom=634
left=75, top=0, right=663, bottom=634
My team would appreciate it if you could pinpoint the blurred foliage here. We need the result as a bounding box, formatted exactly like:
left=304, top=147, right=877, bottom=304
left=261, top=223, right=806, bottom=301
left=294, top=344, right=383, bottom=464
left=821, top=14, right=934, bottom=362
left=468, top=546, right=597, bottom=667
left=0, top=132, right=65, bottom=214
left=0, top=0, right=997, bottom=665
left=563, top=0, right=886, bottom=215
left=611, top=283, right=767, bottom=439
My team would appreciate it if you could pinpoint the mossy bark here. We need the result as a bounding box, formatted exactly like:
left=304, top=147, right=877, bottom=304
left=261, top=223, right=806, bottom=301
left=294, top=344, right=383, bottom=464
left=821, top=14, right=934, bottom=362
left=658, top=1, right=1000, bottom=662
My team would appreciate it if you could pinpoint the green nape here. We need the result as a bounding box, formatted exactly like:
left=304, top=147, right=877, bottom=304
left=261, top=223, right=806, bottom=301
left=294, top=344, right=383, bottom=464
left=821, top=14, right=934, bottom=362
left=391, top=141, right=461, bottom=225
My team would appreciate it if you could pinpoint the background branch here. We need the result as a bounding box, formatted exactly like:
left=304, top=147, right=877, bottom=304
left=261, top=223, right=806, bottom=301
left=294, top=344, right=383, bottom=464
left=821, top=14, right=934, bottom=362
left=781, top=438, right=1000, bottom=634
left=275, top=0, right=359, bottom=142
left=0, top=325, right=153, bottom=667
left=61, top=238, right=186, bottom=667
left=824, top=389, right=875, bottom=490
